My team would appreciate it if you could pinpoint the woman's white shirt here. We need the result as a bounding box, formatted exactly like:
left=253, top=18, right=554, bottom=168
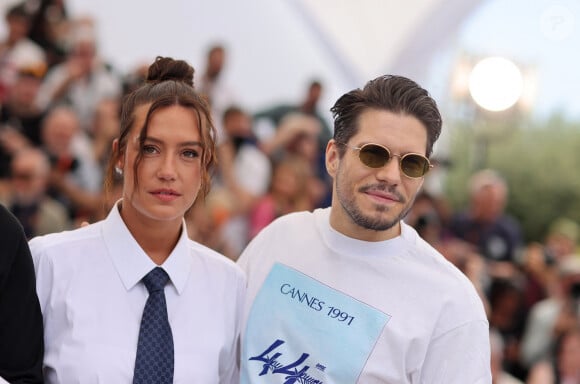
left=30, top=203, right=246, bottom=384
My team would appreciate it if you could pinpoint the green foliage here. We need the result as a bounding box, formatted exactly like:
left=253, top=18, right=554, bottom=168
left=443, top=115, right=580, bottom=243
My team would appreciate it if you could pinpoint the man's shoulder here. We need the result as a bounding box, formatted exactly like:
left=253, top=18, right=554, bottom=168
left=238, top=210, right=320, bottom=267
left=403, top=228, right=483, bottom=303
left=188, top=238, right=245, bottom=279
left=263, top=209, right=317, bottom=231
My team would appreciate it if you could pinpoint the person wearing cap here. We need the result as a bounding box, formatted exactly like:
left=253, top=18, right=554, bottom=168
left=238, top=75, right=491, bottom=383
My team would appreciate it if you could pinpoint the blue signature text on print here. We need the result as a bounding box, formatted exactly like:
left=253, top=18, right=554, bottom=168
left=249, top=339, right=324, bottom=384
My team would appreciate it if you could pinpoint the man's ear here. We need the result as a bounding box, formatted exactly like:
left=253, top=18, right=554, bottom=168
left=325, top=140, right=339, bottom=178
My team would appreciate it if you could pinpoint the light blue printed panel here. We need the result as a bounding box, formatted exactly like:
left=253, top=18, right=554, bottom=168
left=242, top=263, right=391, bottom=384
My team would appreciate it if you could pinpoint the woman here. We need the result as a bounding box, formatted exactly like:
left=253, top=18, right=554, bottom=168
left=30, top=57, right=245, bottom=383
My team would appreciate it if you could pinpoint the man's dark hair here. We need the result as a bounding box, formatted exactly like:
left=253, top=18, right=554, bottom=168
left=330, top=75, right=442, bottom=157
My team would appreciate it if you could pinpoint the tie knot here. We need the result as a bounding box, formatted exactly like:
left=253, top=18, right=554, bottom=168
left=142, top=267, right=169, bottom=293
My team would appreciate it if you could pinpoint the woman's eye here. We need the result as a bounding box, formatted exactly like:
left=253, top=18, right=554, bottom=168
left=142, top=145, right=158, bottom=155
left=182, top=149, right=199, bottom=159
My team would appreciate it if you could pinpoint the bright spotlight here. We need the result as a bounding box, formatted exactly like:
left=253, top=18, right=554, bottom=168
left=468, top=57, right=523, bottom=112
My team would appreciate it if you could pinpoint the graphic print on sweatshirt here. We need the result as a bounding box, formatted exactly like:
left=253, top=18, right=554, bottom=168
left=242, top=263, right=391, bottom=384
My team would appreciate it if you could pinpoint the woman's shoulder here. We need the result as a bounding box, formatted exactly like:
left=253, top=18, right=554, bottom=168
left=29, top=222, right=102, bottom=257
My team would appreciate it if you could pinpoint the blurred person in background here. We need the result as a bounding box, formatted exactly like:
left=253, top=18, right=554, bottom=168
left=199, top=44, right=228, bottom=106
left=281, top=113, right=330, bottom=207
left=490, top=328, right=524, bottom=384
left=487, top=278, right=527, bottom=380
left=257, top=112, right=321, bottom=158
left=0, top=63, right=46, bottom=184
left=249, top=154, right=313, bottom=239
left=254, top=79, right=332, bottom=154
left=0, top=2, right=46, bottom=102
left=405, top=190, right=449, bottom=246
left=544, top=218, right=580, bottom=265
left=258, top=112, right=330, bottom=207
left=517, top=218, right=579, bottom=324
left=35, top=17, right=121, bottom=133
left=210, top=105, right=271, bottom=257
left=1, top=147, right=70, bottom=238
left=185, top=196, right=237, bottom=261
left=449, top=169, right=523, bottom=278
left=198, top=43, right=237, bottom=142
left=120, top=61, right=148, bottom=95
left=40, top=105, right=102, bottom=221
left=527, top=326, right=580, bottom=384
left=520, top=255, right=580, bottom=372
left=254, top=80, right=332, bottom=192
left=91, top=98, right=121, bottom=170
left=27, top=0, right=70, bottom=68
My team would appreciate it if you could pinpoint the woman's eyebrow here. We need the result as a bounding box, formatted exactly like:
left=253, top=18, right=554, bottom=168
left=144, top=136, right=203, bottom=147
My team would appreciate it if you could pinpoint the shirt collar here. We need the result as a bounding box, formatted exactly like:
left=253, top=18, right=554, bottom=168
left=102, top=200, right=192, bottom=295
left=315, top=207, right=411, bottom=257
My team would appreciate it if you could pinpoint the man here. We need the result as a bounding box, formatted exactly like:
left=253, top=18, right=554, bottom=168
left=449, top=169, right=523, bottom=265
left=35, top=19, right=121, bottom=133
left=254, top=80, right=332, bottom=162
left=0, top=204, right=43, bottom=383
left=212, top=106, right=271, bottom=257
left=0, top=60, right=47, bottom=181
left=4, top=147, right=71, bottom=238
left=40, top=106, right=103, bottom=220
left=238, top=75, right=491, bottom=383
left=198, top=44, right=237, bottom=142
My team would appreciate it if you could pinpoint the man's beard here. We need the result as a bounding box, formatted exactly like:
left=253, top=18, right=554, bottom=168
left=335, top=171, right=414, bottom=232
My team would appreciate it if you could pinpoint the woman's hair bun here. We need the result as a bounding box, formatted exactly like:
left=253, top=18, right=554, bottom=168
left=146, top=56, right=194, bottom=87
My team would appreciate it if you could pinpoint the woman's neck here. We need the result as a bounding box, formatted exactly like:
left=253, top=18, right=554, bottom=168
left=118, top=203, right=182, bottom=265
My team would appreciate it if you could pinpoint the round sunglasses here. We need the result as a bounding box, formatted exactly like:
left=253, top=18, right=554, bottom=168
left=338, top=142, right=432, bottom=178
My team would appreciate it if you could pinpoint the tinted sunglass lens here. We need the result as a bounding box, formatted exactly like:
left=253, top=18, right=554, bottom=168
left=401, top=155, right=428, bottom=177
left=360, top=145, right=389, bottom=168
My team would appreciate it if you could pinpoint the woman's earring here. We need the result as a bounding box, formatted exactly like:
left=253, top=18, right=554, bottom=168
left=115, top=166, right=123, bottom=176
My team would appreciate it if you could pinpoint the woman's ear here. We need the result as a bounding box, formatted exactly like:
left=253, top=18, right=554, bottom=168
left=112, top=138, right=124, bottom=171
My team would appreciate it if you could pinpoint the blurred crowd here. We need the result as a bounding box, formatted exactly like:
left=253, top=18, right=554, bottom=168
left=406, top=171, right=580, bottom=384
left=1, top=2, right=579, bottom=383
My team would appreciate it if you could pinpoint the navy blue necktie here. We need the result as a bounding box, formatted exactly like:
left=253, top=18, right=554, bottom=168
left=133, top=267, right=174, bottom=384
